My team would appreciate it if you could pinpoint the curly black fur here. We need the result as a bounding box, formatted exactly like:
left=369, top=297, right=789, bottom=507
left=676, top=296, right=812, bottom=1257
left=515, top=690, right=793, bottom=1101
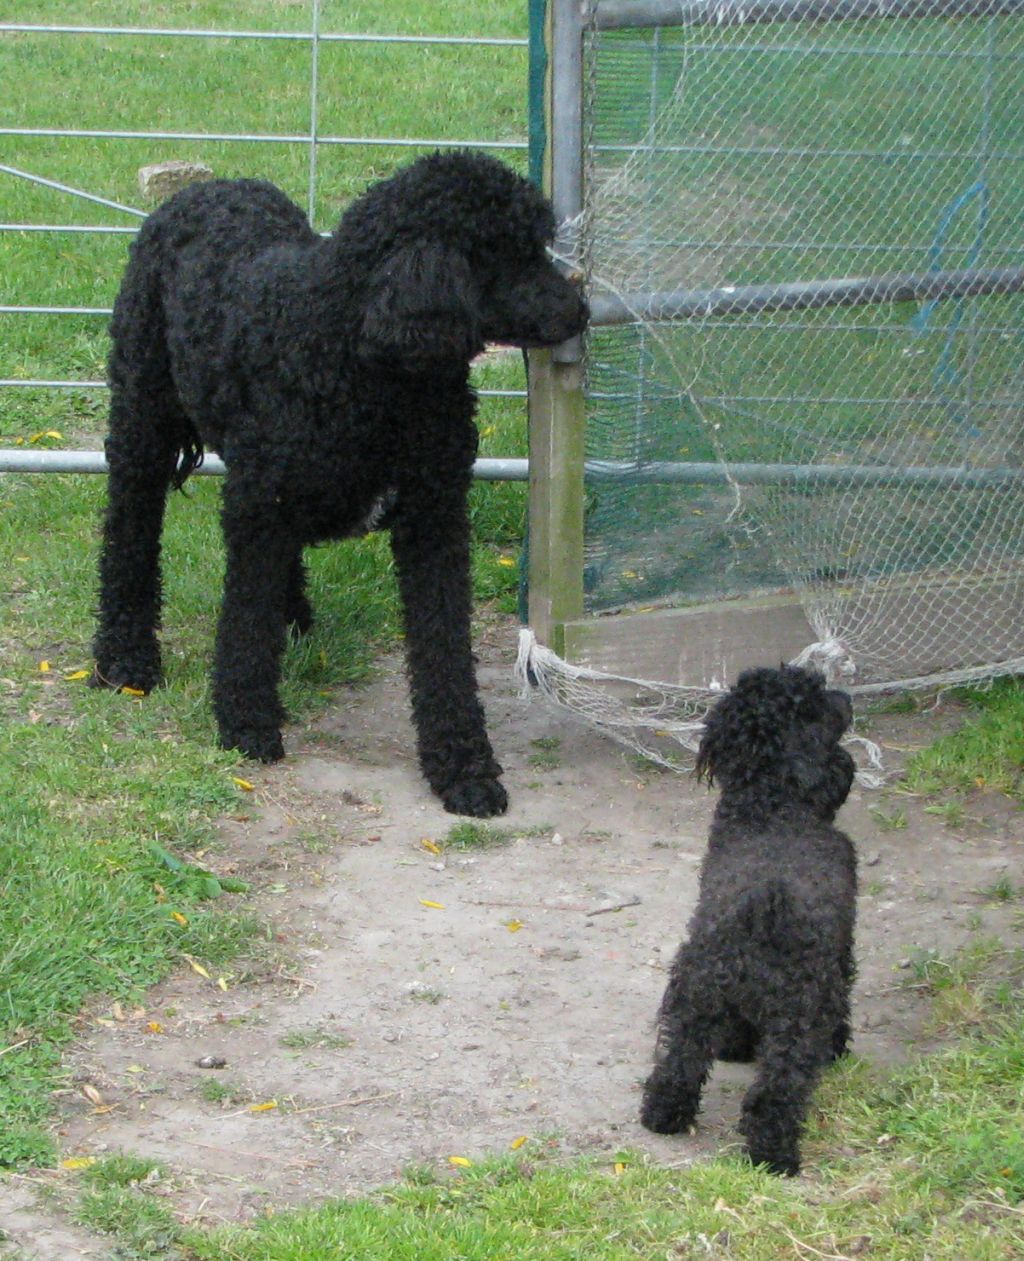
left=640, top=665, right=858, bottom=1176
left=92, top=150, right=588, bottom=817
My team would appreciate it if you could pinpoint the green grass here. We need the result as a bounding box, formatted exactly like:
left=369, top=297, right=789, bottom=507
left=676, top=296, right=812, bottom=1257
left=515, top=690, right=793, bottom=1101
left=442, top=820, right=515, bottom=851
left=903, top=678, right=1024, bottom=801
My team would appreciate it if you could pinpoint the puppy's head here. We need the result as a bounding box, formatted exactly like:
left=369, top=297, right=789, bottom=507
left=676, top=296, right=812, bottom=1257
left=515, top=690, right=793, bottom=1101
left=354, top=151, right=588, bottom=371
left=696, top=665, right=854, bottom=816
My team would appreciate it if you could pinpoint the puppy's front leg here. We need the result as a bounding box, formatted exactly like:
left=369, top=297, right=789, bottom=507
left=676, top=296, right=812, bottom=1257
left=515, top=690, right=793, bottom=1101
left=389, top=488, right=507, bottom=817
left=213, top=477, right=292, bottom=763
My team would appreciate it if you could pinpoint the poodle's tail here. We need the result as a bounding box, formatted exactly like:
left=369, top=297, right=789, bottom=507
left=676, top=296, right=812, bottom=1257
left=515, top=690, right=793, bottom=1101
left=108, top=234, right=204, bottom=492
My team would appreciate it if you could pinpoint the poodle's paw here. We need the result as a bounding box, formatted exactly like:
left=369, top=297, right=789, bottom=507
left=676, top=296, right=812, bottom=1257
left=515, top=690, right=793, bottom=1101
left=218, top=724, right=285, bottom=764
left=747, top=1144, right=801, bottom=1177
left=440, top=775, right=508, bottom=818
left=640, top=1076, right=698, bottom=1135
left=90, top=652, right=161, bottom=695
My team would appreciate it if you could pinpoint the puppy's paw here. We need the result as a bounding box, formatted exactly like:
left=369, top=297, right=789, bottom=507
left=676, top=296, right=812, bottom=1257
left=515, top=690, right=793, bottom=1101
left=640, top=1077, right=698, bottom=1135
left=219, top=725, right=285, bottom=764
left=747, top=1146, right=800, bottom=1177
left=441, top=776, right=508, bottom=818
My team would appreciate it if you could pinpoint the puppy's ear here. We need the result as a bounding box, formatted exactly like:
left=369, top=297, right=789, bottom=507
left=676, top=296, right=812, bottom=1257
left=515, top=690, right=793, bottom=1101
left=786, top=736, right=854, bottom=813
left=695, top=708, right=725, bottom=785
left=358, top=242, right=483, bottom=370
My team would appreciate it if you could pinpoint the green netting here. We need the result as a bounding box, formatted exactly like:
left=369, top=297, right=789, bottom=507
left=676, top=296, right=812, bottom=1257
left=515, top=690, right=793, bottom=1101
left=579, top=10, right=1024, bottom=688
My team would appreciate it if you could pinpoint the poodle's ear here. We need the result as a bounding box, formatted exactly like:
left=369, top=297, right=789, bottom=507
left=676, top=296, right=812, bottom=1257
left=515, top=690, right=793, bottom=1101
left=358, top=242, right=483, bottom=370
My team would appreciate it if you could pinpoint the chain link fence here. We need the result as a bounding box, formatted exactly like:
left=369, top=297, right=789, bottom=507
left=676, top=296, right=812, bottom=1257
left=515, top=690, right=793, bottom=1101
left=578, top=0, right=1024, bottom=688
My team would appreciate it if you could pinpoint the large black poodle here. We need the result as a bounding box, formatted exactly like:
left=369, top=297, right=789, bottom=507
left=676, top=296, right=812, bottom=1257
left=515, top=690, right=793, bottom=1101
left=640, top=665, right=858, bottom=1175
left=92, top=151, right=587, bottom=816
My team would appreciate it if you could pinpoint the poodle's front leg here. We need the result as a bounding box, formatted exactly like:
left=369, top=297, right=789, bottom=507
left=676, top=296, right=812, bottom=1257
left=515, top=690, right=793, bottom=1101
left=389, top=492, right=507, bottom=817
left=213, top=489, right=293, bottom=763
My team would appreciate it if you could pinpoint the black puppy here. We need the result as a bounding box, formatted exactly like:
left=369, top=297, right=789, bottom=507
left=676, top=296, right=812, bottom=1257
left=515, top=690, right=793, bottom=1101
left=641, top=665, right=857, bottom=1175
left=92, top=150, right=587, bottom=817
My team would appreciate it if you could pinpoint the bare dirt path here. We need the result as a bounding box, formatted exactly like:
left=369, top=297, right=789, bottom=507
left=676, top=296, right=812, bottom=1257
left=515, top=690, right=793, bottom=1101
left=3, top=617, right=1020, bottom=1249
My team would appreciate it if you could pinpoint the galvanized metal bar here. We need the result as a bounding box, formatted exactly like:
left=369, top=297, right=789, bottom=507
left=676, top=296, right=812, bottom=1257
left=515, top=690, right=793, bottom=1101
left=307, top=0, right=322, bottom=223
left=550, top=0, right=585, bottom=364
left=588, top=265, right=1024, bottom=324
left=0, top=126, right=527, bottom=150
left=593, top=0, right=1024, bottom=31
left=0, top=223, right=139, bottom=234
left=0, top=450, right=531, bottom=480
left=0, top=23, right=529, bottom=46
left=0, top=163, right=146, bottom=218
left=593, top=141, right=1024, bottom=159
left=583, top=459, right=1024, bottom=487
left=0, top=379, right=527, bottom=398
left=0, top=305, right=112, bottom=315
left=6, top=449, right=1018, bottom=489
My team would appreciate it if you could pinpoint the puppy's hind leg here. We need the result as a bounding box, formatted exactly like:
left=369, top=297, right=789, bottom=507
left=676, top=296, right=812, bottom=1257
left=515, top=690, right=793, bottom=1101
left=739, top=1017, right=830, bottom=1176
left=641, top=952, right=720, bottom=1135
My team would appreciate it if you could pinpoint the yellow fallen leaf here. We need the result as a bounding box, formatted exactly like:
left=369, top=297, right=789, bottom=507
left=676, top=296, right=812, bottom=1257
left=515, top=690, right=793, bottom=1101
left=183, top=954, right=211, bottom=980
left=448, top=1155, right=472, bottom=1168
left=38, top=660, right=51, bottom=673
left=614, top=1162, right=626, bottom=1175
left=217, top=976, right=229, bottom=992
left=61, top=1157, right=96, bottom=1170
left=497, top=557, right=516, bottom=568
left=420, top=838, right=442, bottom=855
left=64, top=669, right=90, bottom=681
left=29, top=429, right=63, bottom=442
left=510, top=1135, right=527, bottom=1150
left=121, top=686, right=145, bottom=697
left=146, top=1021, right=164, bottom=1034
left=505, top=919, right=524, bottom=933
left=125, top=1065, right=145, bottom=1074
left=232, top=776, right=254, bottom=791
left=419, top=899, right=444, bottom=910
left=249, top=1100, right=278, bottom=1113
left=170, top=911, right=188, bottom=926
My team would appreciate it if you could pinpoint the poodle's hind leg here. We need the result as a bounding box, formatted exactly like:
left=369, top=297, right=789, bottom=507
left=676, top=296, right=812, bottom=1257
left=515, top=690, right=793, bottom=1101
left=92, top=378, right=185, bottom=694
left=389, top=488, right=506, bottom=817
left=739, top=1017, right=831, bottom=1176
left=641, top=955, right=720, bottom=1135
left=285, top=549, right=314, bottom=638
left=213, top=475, right=294, bottom=763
